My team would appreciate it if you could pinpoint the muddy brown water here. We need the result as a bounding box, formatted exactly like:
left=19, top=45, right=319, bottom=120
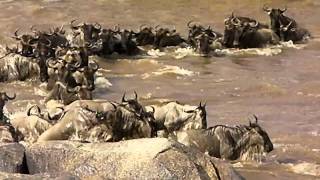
left=0, top=0, right=320, bottom=179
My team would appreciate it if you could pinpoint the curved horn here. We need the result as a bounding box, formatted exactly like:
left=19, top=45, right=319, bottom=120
left=5, top=92, right=16, bottom=100
left=110, top=102, right=118, bottom=110
left=249, top=20, right=259, bottom=28
left=59, top=24, right=65, bottom=34
left=27, top=105, right=41, bottom=116
left=280, top=6, right=287, bottom=13
left=134, top=91, right=138, bottom=100
left=140, top=24, right=147, bottom=31
left=122, top=92, right=127, bottom=102
left=94, top=22, right=102, bottom=30
left=67, top=85, right=81, bottom=93
left=155, top=25, right=160, bottom=30
left=12, top=29, right=21, bottom=40
left=30, top=25, right=38, bottom=34
left=70, top=19, right=80, bottom=29
left=46, top=58, right=60, bottom=69
left=263, top=4, right=271, bottom=12
left=114, top=24, right=120, bottom=33
left=89, top=60, right=99, bottom=71
left=253, top=114, right=258, bottom=124
left=187, top=20, right=194, bottom=28
left=231, top=17, right=241, bottom=26
left=151, top=106, right=155, bottom=113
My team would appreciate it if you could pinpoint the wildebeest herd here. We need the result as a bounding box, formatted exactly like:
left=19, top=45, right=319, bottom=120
left=0, top=6, right=310, bottom=161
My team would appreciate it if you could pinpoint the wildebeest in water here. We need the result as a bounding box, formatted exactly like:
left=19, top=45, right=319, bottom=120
left=173, top=115, right=273, bottom=161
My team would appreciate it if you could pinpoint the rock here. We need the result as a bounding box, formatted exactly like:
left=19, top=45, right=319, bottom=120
left=0, top=171, right=80, bottom=180
left=25, top=138, right=243, bottom=179
left=0, top=126, right=15, bottom=142
left=0, top=143, right=25, bottom=173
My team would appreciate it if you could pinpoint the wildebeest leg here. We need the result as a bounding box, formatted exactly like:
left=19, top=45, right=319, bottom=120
left=219, top=131, right=237, bottom=160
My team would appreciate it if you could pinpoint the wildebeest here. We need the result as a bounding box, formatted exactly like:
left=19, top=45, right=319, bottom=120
left=153, top=26, right=186, bottom=49
left=187, top=21, right=223, bottom=55
left=37, top=106, right=115, bottom=142
left=11, top=29, right=36, bottom=57
left=145, top=101, right=207, bottom=137
left=223, top=13, right=279, bottom=48
left=0, top=92, right=16, bottom=124
left=263, top=6, right=311, bottom=43
left=173, top=115, right=273, bottom=161
left=114, top=29, right=141, bottom=55
left=10, top=111, right=52, bottom=143
left=134, top=25, right=155, bottom=46
left=70, top=20, right=102, bottom=47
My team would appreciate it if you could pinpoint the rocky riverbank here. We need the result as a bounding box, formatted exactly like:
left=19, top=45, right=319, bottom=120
left=0, top=138, right=243, bottom=179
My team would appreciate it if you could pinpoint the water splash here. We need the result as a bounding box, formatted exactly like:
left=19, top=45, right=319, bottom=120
left=141, top=65, right=197, bottom=79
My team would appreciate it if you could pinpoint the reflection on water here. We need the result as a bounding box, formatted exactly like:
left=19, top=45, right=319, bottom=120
left=0, top=0, right=320, bottom=179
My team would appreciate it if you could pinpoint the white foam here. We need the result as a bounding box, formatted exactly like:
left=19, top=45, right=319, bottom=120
left=286, top=162, right=320, bottom=176
left=173, top=47, right=198, bottom=59
left=147, top=49, right=166, bottom=57
left=216, top=46, right=282, bottom=57
left=95, top=76, right=112, bottom=89
left=141, top=65, right=197, bottom=79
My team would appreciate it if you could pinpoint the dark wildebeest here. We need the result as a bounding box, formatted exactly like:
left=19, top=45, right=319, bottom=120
left=96, top=28, right=119, bottom=56
left=134, top=25, right=155, bottom=46
left=70, top=20, right=102, bottom=47
left=187, top=21, right=223, bottom=55
left=173, top=115, right=273, bottom=161
left=223, top=14, right=279, bottom=48
left=153, top=26, right=186, bottom=49
left=11, top=29, right=37, bottom=57
left=113, top=29, right=141, bottom=56
left=263, top=6, right=311, bottom=42
left=0, top=92, right=16, bottom=124
left=145, top=101, right=207, bottom=137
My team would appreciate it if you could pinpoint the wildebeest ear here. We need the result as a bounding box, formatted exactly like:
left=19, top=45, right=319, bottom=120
left=253, top=114, right=258, bottom=124
left=122, top=92, right=127, bottom=102
left=134, top=91, right=138, bottom=100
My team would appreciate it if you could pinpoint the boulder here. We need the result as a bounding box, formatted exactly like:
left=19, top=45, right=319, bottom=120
left=0, top=171, right=80, bottom=180
left=0, top=143, right=25, bottom=173
left=25, top=138, right=243, bottom=179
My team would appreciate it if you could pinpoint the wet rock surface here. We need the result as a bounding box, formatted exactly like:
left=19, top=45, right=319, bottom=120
left=24, top=138, right=243, bottom=179
left=0, top=171, right=80, bottom=180
left=0, top=143, right=25, bottom=173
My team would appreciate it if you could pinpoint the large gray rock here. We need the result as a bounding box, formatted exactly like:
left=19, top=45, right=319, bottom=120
left=25, top=138, right=243, bottom=179
left=0, top=171, right=80, bottom=180
left=0, top=143, right=25, bottom=173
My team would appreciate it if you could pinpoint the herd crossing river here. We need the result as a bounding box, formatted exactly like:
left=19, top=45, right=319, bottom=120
left=0, top=0, right=320, bottom=179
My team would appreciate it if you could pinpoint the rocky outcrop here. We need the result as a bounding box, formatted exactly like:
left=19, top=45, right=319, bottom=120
left=0, top=172, right=80, bottom=180
left=0, top=143, right=25, bottom=173
left=25, top=138, right=243, bottom=179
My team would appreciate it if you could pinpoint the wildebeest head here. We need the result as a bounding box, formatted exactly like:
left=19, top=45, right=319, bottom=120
left=134, top=25, right=155, bottom=46
left=247, top=115, right=273, bottom=153
left=194, top=33, right=215, bottom=55
left=120, top=91, right=145, bottom=116
left=71, top=20, right=102, bottom=45
left=187, top=21, right=205, bottom=38
left=12, top=29, right=37, bottom=57
left=263, top=5, right=287, bottom=33
left=73, top=60, right=99, bottom=91
left=224, top=15, right=259, bottom=48
left=183, top=102, right=207, bottom=130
